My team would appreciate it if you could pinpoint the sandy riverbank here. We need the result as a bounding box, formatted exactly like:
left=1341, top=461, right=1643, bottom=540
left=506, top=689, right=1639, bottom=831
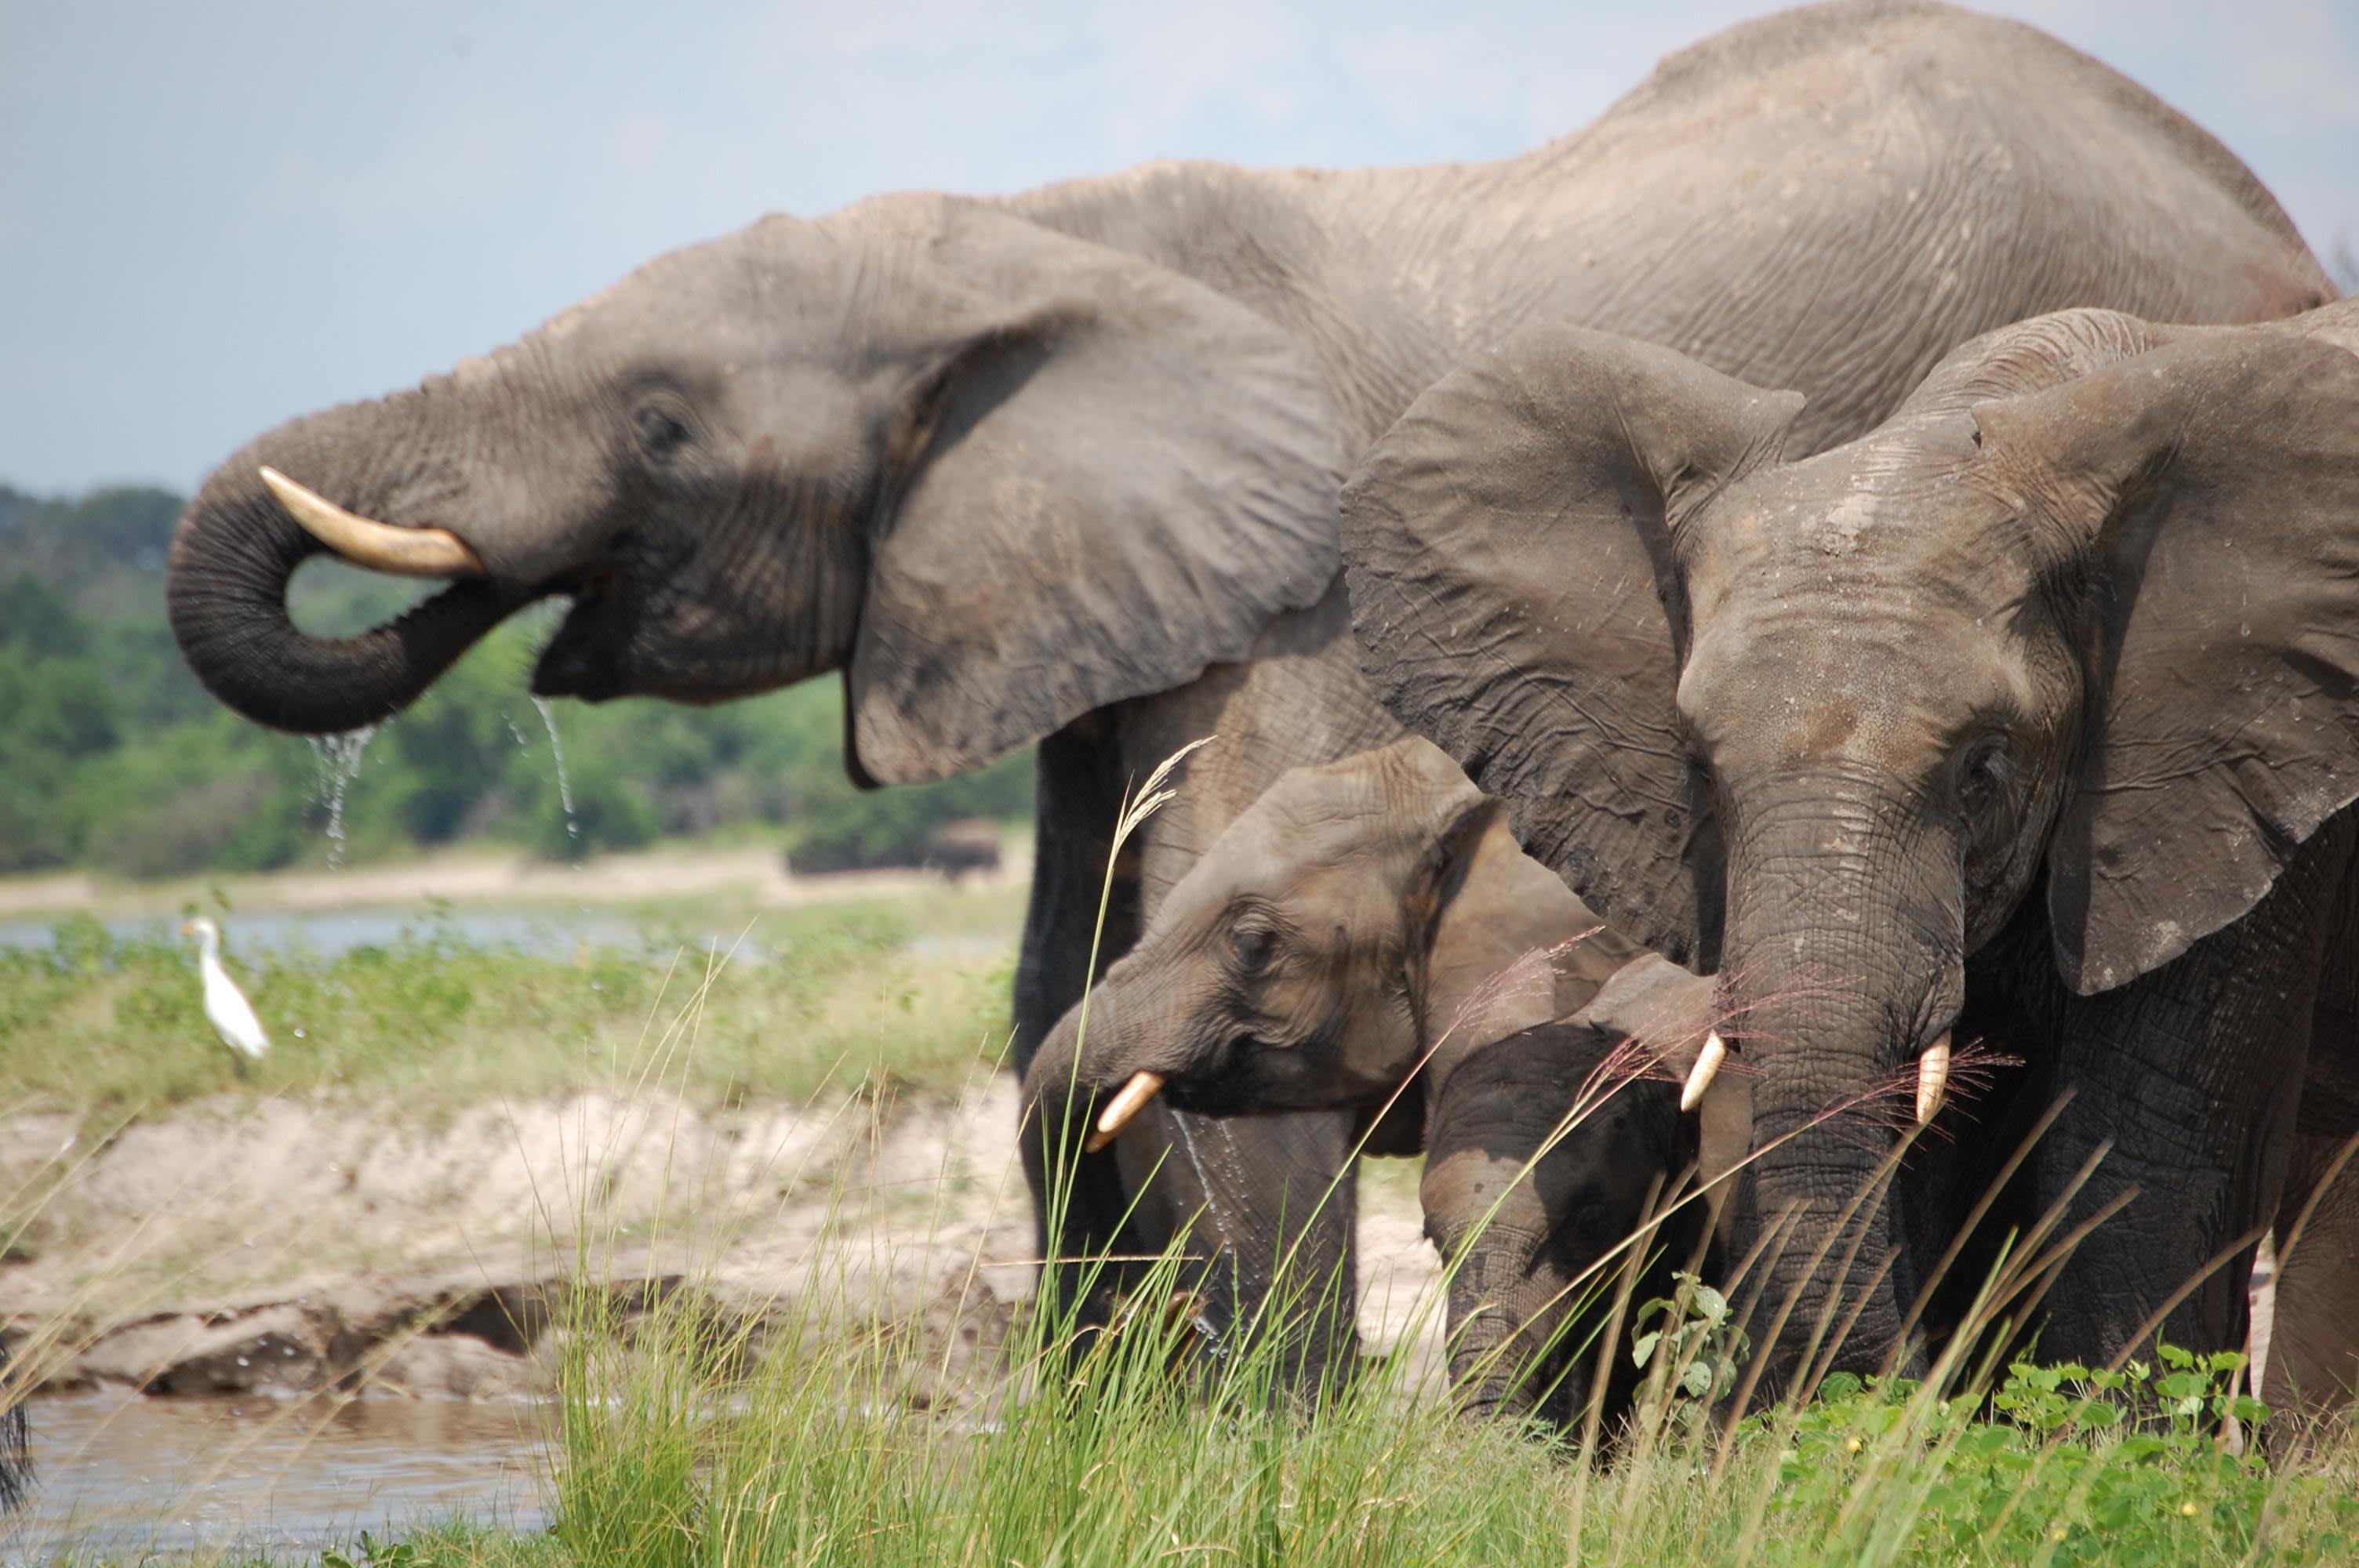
left=0, top=1078, right=1439, bottom=1409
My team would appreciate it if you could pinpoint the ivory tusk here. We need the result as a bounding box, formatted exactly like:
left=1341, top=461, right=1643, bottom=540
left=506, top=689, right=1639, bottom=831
left=1915, top=1032, right=1952, bottom=1126
left=1085, top=1071, right=1165, bottom=1154
left=1680, top=1031, right=1728, bottom=1114
left=259, top=466, right=485, bottom=578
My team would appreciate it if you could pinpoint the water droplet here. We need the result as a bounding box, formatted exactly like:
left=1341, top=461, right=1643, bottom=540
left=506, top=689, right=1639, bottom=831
left=532, top=696, right=583, bottom=855
left=306, top=724, right=379, bottom=870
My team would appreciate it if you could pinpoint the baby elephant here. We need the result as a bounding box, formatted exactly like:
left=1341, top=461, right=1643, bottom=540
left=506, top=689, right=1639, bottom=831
left=1020, top=735, right=1739, bottom=1428
left=1427, top=958, right=1736, bottom=1429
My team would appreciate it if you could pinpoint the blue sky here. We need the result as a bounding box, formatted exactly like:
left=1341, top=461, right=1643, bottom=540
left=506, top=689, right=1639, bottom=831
left=5, top=0, right=2353, bottom=494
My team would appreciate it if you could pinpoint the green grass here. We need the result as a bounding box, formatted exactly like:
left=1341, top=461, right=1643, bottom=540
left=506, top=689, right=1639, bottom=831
left=0, top=891, right=1022, bottom=1120
left=14, top=1064, right=2359, bottom=1568
left=175, top=1233, right=2359, bottom=1568
left=9, top=826, right=2359, bottom=1566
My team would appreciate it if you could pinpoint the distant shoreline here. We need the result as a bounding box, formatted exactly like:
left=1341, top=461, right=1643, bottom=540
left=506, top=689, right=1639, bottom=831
left=0, top=835, right=1035, bottom=920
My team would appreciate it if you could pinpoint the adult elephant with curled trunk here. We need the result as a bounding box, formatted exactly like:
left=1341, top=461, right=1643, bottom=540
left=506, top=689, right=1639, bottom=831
left=1341, top=299, right=2359, bottom=1397
left=166, top=1, right=2332, bottom=1377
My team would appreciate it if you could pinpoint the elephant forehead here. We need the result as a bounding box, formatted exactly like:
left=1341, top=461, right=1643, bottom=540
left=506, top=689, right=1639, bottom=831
left=1683, top=452, right=2045, bottom=757
left=1222, top=803, right=1409, bottom=896
left=1700, top=434, right=2023, bottom=581
left=1678, top=576, right=2041, bottom=774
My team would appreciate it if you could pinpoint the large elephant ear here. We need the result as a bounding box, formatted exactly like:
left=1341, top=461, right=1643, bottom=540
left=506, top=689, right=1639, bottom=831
left=1340, top=325, right=1803, bottom=967
left=1972, top=327, right=2359, bottom=993
left=846, top=206, right=1347, bottom=784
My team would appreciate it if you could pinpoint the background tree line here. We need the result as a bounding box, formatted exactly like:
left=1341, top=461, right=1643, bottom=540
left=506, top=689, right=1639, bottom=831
left=0, top=485, right=1031, bottom=879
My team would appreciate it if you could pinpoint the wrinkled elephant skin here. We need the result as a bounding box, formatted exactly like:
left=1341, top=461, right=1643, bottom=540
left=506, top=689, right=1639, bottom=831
left=1344, top=299, right=2359, bottom=1395
left=167, top=2, right=2334, bottom=1385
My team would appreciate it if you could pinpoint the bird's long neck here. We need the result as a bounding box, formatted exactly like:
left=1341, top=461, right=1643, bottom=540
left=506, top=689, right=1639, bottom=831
left=198, top=929, right=221, bottom=966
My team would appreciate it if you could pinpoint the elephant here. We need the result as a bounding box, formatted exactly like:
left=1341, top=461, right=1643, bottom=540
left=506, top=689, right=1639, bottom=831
left=1020, top=735, right=1739, bottom=1425
left=0, top=1340, right=26, bottom=1513
left=1429, top=964, right=1731, bottom=1433
left=1339, top=296, right=2359, bottom=1399
left=163, top=1, right=2332, bottom=1379
left=2261, top=931, right=2359, bottom=1422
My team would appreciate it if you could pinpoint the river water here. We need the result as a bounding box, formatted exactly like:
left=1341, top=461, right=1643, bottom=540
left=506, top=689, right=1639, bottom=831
left=0, top=894, right=1011, bottom=1554
left=3, top=1390, right=550, bottom=1559
left=0, top=906, right=1008, bottom=970
left=0, top=906, right=654, bottom=966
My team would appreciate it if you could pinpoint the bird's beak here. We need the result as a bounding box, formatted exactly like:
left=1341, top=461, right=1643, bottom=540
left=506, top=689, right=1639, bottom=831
left=180, top=921, right=194, bottom=937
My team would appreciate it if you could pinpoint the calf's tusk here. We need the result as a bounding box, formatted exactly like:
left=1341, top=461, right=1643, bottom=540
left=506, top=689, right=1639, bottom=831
left=1086, top=1071, right=1165, bottom=1154
left=1680, top=1031, right=1728, bottom=1114
left=1915, top=1032, right=1952, bottom=1126
left=259, top=466, right=485, bottom=578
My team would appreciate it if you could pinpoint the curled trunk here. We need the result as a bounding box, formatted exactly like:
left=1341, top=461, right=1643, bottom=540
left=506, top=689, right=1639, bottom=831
left=168, top=401, right=522, bottom=735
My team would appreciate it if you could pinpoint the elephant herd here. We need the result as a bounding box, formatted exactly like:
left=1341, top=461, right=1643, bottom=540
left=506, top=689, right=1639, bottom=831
left=162, top=1, right=2359, bottom=1447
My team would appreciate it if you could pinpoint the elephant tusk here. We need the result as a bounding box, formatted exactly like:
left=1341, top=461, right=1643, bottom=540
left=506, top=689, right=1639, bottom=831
left=1680, top=1031, right=1728, bottom=1114
left=259, top=466, right=485, bottom=578
left=1086, top=1071, right=1165, bottom=1154
left=1915, top=1032, right=1952, bottom=1126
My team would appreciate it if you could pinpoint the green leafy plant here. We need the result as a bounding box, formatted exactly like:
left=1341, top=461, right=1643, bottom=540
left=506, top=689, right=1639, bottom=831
left=322, top=1529, right=432, bottom=1568
left=1632, top=1272, right=1750, bottom=1424
left=1762, top=1349, right=2358, bottom=1565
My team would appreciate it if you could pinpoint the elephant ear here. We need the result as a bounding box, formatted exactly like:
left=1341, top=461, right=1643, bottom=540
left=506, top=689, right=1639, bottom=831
left=1341, top=325, right=1803, bottom=967
left=846, top=206, right=1347, bottom=784
left=1972, top=329, right=2359, bottom=993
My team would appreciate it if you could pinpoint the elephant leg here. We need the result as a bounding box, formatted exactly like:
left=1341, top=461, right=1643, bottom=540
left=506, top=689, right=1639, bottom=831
left=2266, top=1131, right=2359, bottom=1422
left=2030, top=821, right=2353, bottom=1369
left=2262, top=869, right=2359, bottom=1424
left=1015, top=721, right=1148, bottom=1328
left=0, top=1334, right=24, bottom=1514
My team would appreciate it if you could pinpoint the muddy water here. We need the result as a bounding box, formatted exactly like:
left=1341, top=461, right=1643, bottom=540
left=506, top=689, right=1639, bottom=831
left=6, top=1392, right=550, bottom=1559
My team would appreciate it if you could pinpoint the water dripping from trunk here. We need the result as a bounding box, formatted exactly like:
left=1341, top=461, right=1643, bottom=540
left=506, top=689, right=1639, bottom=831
left=1168, top=1112, right=1241, bottom=1258
left=530, top=697, right=582, bottom=858
left=1168, top=1112, right=1250, bottom=1360
left=305, top=724, right=378, bottom=870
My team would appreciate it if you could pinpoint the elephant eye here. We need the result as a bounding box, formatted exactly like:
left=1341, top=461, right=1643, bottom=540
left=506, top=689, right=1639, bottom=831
left=1957, top=738, right=2014, bottom=815
left=631, top=401, right=695, bottom=461
left=1230, top=921, right=1281, bottom=975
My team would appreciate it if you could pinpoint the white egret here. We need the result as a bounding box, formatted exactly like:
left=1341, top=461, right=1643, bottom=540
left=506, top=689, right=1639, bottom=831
left=181, top=916, right=270, bottom=1067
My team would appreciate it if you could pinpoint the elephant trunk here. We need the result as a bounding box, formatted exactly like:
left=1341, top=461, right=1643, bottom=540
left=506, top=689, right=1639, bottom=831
left=1717, top=779, right=1964, bottom=1398
left=1440, top=1229, right=1591, bottom=1425
left=1445, top=1290, right=1541, bottom=1422
left=1020, top=989, right=1118, bottom=1156
left=168, top=397, right=525, bottom=735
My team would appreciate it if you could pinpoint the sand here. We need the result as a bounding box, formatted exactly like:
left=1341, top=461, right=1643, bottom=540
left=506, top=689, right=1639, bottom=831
left=0, top=1078, right=1440, bottom=1406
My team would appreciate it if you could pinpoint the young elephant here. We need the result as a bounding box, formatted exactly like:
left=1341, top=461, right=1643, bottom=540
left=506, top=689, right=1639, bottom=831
left=1341, top=298, right=2359, bottom=1396
left=1020, top=735, right=1739, bottom=1425
left=1426, top=958, right=1733, bottom=1430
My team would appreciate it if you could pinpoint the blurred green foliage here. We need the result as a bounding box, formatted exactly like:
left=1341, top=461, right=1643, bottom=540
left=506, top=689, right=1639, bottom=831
left=0, top=485, right=1032, bottom=877
left=0, top=907, right=1016, bottom=1113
